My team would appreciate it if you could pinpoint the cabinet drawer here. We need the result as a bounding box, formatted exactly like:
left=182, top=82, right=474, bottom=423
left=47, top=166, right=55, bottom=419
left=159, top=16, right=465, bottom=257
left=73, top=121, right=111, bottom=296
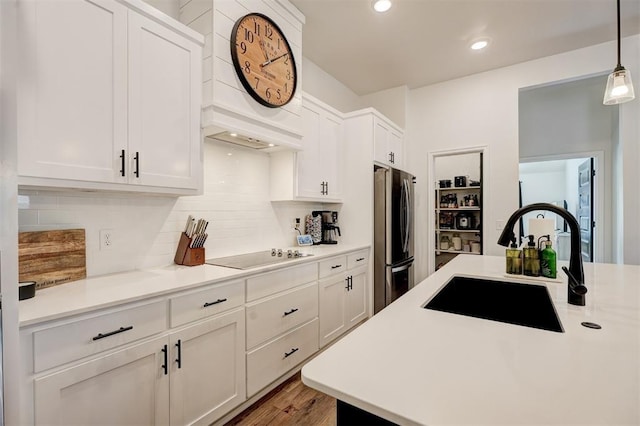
left=246, top=282, right=318, bottom=349
left=33, top=300, right=167, bottom=373
left=318, top=255, right=347, bottom=279
left=170, top=279, right=244, bottom=328
left=246, top=318, right=318, bottom=397
left=246, top=262, right=317, bottom=302
left=347, top=250, right=369, bottom=269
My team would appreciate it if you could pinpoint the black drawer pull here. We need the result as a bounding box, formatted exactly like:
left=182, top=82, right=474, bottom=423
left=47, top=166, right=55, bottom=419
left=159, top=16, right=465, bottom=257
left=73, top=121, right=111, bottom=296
left=356, top=257, right=365, bottom=262
left=92, top=325, right=133, bottom=341
left=284, top=347, right=299, bottom=358
left=331, top=264, right=342, bottom=269
left=175, top=339, right=182, bottom=369
left=283, top=308, right=299, bottom=317
left=203, top=298, right=227, bottom=308
left=161, top=344, right=168, bottom=375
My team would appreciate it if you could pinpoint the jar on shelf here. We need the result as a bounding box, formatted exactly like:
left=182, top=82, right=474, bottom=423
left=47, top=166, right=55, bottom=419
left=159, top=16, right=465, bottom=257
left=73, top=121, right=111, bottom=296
left=440, top=235, right=451, bottom=250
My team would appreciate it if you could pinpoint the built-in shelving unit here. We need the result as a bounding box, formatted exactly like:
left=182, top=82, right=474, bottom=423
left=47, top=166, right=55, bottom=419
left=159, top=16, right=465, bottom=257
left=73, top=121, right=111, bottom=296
left=433, top=153, right=483, bottom=271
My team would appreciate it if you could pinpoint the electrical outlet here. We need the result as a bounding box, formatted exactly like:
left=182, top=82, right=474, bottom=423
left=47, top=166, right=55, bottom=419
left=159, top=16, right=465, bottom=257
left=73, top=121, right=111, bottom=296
left=100, top=229, right=115, bottom=250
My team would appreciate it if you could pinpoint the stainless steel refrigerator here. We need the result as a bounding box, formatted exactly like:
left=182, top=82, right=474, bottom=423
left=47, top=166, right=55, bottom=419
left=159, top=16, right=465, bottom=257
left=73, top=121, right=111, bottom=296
left=374, top=167, right=415, bottom=314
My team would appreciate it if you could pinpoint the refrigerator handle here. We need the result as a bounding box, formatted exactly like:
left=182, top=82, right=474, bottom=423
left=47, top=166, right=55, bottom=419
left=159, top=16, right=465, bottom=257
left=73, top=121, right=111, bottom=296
left=402, top=179, right=411, bottom=253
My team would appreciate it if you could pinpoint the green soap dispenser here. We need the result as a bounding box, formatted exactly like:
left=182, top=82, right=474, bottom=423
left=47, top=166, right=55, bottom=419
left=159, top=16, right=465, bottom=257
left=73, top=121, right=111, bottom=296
left=540, top=237, right=557, bottom=279
left=522, top=235, right=540, bottom=276
left=505, top=238, right=522, bottom=275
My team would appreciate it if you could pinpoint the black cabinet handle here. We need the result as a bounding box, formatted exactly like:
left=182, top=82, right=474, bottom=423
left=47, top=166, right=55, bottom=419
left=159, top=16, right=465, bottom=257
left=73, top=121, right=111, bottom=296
left=92, top=325, right=133, bottom=341
left=175, top=339, right=182, bottom=369
left=203, top=298, right=227, bottom=308
left=320, top=182, right=325, bottom=195
left=325, top=181, right=329, bottom=195
left=356, top=257, right=365, bottom=262
left=345, top=276, right=353, bottom=291
left=284, top=347, right=299, bottom=358
left=161, top=344, right=168, bottom=375
left=389, top=152, right=393, bottom=163
left=331, top=264, right=342, bottom=269
left=283, top=308, right=299, bottom=317
left=133, top=152, right=140, bottom=177
left=120, top=149, right=126, bottom=176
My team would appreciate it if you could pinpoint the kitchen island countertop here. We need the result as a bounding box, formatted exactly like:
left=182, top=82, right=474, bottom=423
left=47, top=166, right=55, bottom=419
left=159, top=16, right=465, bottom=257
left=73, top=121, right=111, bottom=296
left=302, top=255, right=640, bottom=425
left=19, top=243, right=369, bottom=327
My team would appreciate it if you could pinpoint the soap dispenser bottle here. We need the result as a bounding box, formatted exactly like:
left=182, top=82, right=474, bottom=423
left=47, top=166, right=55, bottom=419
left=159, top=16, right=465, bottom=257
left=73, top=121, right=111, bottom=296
left=539, top=236, right=557, bottom=278
left=505, top=238, right=522, bottom=275
left=522, top=235, right=540, bottom=276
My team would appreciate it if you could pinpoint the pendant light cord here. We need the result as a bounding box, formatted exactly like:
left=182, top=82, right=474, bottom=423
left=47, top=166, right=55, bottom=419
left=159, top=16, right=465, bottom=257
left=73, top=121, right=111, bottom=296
left=616, top=0, right=622, bottom=70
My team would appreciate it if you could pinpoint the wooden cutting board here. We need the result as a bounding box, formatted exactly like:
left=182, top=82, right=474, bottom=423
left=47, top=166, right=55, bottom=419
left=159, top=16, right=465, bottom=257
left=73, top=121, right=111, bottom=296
left=19, top=229, right=87, bottom=290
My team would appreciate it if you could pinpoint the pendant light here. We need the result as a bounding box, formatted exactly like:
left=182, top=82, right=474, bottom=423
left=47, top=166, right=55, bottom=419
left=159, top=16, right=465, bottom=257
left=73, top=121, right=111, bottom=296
left=603, top=0, right=635, bottom=105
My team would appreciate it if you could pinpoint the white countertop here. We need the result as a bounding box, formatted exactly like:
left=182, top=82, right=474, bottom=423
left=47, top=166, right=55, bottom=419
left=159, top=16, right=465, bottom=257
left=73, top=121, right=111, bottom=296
left=302, top=255, right=640, bottom=425
left=19, top=244, right=369, bottom=327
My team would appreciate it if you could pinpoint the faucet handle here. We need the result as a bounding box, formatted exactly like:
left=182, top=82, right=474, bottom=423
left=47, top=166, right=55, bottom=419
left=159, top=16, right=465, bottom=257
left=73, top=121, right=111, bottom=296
left=562, top=266, right=587, bottom=293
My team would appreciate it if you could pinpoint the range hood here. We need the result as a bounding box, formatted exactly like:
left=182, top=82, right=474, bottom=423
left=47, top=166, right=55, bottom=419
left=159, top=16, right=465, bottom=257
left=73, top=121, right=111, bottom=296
left=207, top=131, right=277, bottom=150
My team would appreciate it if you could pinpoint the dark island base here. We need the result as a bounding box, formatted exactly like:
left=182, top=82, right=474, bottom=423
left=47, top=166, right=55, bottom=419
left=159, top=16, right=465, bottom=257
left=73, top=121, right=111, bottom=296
left=337, top=400, right=399, bottom=426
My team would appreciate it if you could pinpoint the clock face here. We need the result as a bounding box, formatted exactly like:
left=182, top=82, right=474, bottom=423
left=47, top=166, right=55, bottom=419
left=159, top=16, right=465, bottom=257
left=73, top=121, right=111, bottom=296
left=230, top=13, right=297, bottom=108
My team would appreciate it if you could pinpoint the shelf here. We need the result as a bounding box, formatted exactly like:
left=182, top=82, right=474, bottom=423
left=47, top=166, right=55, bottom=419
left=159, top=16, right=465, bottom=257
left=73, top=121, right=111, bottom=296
left=435, top=229, right=481, bottom=233
left=436, top=207, right=480, bottom=211
left=436, top=250, right=481, bottom=255
left=436, top=186, right=481, bottom=191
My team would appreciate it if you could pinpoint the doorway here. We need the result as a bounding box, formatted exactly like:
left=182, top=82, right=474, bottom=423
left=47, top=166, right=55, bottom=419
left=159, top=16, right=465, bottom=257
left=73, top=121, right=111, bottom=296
left=519, top=156, right=599, bottom=262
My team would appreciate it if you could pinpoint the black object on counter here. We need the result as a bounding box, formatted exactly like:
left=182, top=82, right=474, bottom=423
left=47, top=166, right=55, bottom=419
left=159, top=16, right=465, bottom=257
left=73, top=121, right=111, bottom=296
left=454, top=176, right=467, bottom=187
left=19, top=281, right=36, bottom=300
left=439, top=179, right=452, bottom=188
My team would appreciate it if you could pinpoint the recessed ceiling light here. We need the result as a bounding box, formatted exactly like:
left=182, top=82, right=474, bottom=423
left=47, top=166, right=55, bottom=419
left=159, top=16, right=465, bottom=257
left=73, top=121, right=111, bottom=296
left=373, top=0, right=392, bottom=13
left=268, top=143, right=275, bottom=147
left=470, top=39, right=490, bottom=51
left=229, top=133, right=238, bottom=137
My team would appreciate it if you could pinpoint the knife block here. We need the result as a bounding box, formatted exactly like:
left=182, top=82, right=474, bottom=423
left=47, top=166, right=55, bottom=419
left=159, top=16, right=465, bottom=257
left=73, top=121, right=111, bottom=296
left=174, top=233, right=205, bottom=266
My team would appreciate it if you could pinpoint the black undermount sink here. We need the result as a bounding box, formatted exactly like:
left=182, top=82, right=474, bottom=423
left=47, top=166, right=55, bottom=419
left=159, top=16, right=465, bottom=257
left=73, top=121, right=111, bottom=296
left=424, top=276, right=564, bottom=333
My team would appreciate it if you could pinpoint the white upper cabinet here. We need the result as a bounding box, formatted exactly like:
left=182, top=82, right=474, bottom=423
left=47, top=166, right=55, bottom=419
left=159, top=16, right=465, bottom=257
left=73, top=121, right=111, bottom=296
left=179, top=0, right=305, bottom=149
left=270, top=93, right=344, bottom=202
left=373, top=115, right=404, bottom=168
left=17, top=0, right=204, bottom=195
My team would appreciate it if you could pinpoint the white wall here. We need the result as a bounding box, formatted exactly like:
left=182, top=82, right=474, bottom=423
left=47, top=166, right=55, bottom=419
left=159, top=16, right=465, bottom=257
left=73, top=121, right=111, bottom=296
left=301, top=57, right=361, bottom=113
left=406, top=35, right=640, bottom=281
left=358, top=85, right=408, bottom=128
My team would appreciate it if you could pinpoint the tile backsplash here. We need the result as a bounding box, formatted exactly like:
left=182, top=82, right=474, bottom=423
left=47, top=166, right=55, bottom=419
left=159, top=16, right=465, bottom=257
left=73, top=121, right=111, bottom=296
left=19, top=140, right=327, bottom=277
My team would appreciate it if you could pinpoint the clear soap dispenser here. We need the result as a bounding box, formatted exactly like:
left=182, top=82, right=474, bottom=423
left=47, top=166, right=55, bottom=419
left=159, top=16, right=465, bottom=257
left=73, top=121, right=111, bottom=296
left=505, top=237, right=522, bottom=275
left=522, top=235, right=540, bottom=276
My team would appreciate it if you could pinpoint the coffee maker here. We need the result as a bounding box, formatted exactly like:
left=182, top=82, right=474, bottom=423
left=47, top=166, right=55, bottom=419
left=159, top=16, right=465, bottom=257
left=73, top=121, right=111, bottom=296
left=312, top=211, right=341, bottom=244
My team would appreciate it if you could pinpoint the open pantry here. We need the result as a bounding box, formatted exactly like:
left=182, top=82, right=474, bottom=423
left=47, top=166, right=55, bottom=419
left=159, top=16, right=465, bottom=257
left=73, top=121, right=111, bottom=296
left=434, top=152, right=483, bottom=270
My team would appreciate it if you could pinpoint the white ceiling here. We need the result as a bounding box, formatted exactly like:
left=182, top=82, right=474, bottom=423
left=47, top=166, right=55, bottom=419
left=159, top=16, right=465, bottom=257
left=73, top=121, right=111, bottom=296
left=290, top=0, right=640, bottom=95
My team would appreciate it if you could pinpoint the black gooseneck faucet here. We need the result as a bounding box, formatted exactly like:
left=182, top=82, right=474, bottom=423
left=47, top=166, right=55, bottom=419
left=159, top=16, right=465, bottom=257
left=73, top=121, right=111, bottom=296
left=497, top=202, right=588, bottom=306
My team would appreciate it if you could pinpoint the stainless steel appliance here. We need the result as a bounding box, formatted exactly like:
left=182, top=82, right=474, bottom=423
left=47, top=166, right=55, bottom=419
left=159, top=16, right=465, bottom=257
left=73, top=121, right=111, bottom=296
left=374, top=167, right=415, bottom=314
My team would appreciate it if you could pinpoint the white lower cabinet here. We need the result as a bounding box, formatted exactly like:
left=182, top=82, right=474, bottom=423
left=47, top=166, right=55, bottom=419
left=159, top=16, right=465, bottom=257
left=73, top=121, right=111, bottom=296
left=34, top=335, right=170, bottom=425
left=169, top=308, right=246, bottom=426
left=246, top=319, right=319, bottom=397
left=319, top=261, right=368, bottom=348
left=22, top=248, right=371, bottom=425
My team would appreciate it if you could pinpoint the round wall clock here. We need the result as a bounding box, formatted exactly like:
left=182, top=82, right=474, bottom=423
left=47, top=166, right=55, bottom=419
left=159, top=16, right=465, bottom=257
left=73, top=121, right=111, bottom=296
left=230, top=13, right=297, bottom=108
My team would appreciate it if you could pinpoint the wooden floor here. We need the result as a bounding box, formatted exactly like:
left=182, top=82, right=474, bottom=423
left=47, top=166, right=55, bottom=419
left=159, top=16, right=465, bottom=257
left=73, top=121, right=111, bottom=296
left=226, top=372, right=336, bottom=426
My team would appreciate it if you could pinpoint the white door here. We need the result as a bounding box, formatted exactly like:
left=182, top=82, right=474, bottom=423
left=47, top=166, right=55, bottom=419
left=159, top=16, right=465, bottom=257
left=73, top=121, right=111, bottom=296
left=128, top=12, right=201, bottom=190
left=34, top=336, right=169, bottom=425
left=320, top=112, right=343, bottom=199
left=373, top=118, right=390, bottom=165
left=18, top=0, right=128, bottom=183
left=346, top=266, right=368, bottom=328
left=318, top=274, right=348, bottom=347
left=296, top=104, right=323, bottom=198
left=169, top=308, right=246, bottom=426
